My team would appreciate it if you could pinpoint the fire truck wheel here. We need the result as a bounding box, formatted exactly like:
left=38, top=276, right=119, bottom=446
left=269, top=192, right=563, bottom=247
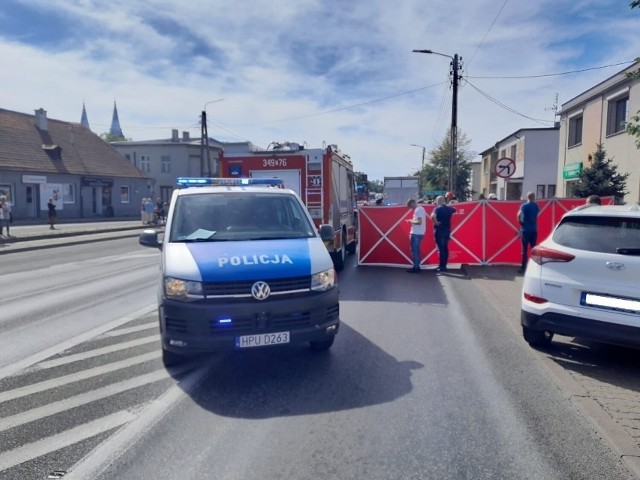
left=333, top=236, right=345, bottom=271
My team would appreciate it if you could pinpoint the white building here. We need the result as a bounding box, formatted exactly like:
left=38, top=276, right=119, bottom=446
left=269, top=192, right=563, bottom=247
left=479, top=127, right=560, bottom=200
left=555, top=60, right=640, bottom=203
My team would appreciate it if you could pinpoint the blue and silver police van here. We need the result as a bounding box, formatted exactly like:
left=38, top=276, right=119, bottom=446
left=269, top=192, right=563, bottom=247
left=139, top=178, right=339, bottom=366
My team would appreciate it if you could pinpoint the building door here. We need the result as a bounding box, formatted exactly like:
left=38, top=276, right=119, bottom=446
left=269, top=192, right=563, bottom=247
left=26, top=185, right=39, bottom=218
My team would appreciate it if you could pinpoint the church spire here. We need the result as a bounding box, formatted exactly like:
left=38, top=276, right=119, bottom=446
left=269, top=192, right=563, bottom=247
left=109, top=100, right=124, bottom=138
left=80, top=102, right=91, bottom=130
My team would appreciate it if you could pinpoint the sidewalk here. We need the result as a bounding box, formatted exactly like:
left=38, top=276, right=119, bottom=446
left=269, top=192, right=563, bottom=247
left=465, top=265, right=640, bottom=477
left=0, top=219, right=160, bottom=254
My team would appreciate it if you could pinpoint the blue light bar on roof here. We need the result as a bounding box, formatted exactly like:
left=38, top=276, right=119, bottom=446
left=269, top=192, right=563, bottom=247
left=176, top=177, right=284, bottom=188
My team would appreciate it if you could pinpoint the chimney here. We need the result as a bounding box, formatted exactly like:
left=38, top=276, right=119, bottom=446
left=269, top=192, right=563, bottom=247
left=171, top=129, right=179, bottom=142
left=182, top=131, right=190, bottom=141
left=35, top=108, right=48, bottom=131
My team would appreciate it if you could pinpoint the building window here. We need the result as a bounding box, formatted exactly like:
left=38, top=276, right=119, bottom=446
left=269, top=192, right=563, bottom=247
left=120, top=186, right=130, bottom=203
left=606, top=95, right=629, bottom=136
left=547, top=185, right=556, bottom=198
left=506, top=182, right=522, bottom=200
left=537, top=185, right=545, bottom=199
left=140, top=155, right=151, bottom=173
left=63, top=184, right=75, bottom=204
left=161, top=155, right=171, bottom=173
left=510, top=145, right=516, bottom=160
left=568, top=114, right=583, bottom=147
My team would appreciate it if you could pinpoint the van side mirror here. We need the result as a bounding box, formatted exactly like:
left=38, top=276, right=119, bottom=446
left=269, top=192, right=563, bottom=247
left=318, top=224, right=334, bottom=242
left=139, top=229, right=162, bottom=250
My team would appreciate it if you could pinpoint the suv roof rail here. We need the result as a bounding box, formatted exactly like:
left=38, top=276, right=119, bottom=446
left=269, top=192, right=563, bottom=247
left=176, top=177, right=284, bottom=188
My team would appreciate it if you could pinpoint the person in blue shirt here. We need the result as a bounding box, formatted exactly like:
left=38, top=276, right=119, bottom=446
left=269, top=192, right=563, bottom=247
left=517, top=191, right=539, bottom=273
left=431, top=195, right=456, bottom=273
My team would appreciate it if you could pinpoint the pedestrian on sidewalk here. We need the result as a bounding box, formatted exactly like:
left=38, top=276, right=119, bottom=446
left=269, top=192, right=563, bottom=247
left=517, top=191, right=539, bottom=273
left=144, top=198, right=155, bottom=225
left=405, top=198, right=426, bottom=273
left=0, top=195, right=8, bottom=238
left=431, top=195, right=456, bottom=273
left=47, top=198, right=57, bottom=229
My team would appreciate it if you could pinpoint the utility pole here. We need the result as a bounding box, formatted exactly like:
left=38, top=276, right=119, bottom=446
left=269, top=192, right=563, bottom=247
left=450, top=53, right=460, bottom=196
left=412, top=50, right=462, bottom=196
left=200, top=110, right=209, bottom=177
left=201, top=99, right=224, bottom=177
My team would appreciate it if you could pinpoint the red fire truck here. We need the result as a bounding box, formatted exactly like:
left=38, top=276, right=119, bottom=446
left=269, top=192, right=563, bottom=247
left=219, top=142, right=358, bottom=271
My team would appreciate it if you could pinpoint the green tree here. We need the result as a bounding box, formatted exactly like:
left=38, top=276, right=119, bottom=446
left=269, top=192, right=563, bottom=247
left=570, top=143, right=629, bottom=201
left=420, top=129, right=473, bottom=200
left=101, top=132, right=127, bottom=142
left=369, top=179, right=383, bottom=193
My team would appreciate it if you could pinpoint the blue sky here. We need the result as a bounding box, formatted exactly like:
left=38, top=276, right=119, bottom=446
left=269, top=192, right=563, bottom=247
left=0, top=0, right=638, bottom=181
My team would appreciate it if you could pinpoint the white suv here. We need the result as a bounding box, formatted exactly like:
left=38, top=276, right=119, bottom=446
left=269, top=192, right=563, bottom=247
left=521, top=204, right=640, bottom=348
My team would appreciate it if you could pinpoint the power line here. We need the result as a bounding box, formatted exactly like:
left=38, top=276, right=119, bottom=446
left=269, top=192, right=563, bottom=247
left=230, top=82, right=447, bottom=127
left=466, top=0, right=511, bottom=67
left=466, top=61, right=635, bottom=79
left=465, top=80, right=554, bottom=126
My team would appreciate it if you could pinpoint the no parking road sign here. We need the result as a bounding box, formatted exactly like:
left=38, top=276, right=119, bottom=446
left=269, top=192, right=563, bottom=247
left=495, top=157, right=516, bottom=178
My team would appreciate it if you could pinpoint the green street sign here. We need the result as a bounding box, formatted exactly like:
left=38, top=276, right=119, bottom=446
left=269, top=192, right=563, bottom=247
left=563, top=162, right=583, bottom=179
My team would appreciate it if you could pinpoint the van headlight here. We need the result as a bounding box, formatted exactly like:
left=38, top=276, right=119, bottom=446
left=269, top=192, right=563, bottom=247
left=311, top=268, right=336, bottom=291
left=164, top=276, right=203, bottom=300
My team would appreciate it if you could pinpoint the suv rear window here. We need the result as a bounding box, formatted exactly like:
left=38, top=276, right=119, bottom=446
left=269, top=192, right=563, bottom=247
left=552, top=215, right=640, bottom=254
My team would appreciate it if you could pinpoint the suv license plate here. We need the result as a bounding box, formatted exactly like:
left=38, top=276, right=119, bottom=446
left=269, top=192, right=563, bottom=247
left=236, top=332, right=290, bottom=348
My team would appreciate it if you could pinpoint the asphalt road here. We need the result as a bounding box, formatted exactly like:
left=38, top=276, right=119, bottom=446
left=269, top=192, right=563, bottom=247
left=1, top=228, right=640, bottom=478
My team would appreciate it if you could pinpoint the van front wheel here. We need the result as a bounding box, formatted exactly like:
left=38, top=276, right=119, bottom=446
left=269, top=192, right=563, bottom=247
left=162, top=348, right=187, bottom=367
left=310, top=336, right=335, bottom=351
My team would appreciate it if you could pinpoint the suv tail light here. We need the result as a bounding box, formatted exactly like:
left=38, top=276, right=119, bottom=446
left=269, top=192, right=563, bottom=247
left=530, top=246, right=575, bottom=265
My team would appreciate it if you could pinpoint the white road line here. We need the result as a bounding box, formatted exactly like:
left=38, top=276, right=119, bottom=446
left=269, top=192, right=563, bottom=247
left=0, top=304, right=156, bottom=380
left=0, top=364, right=193, bottom=432
left=103, top=322, right=157, bottom=337
left=36, top=335, right=159, bottom=370
left=0, top=351, right=160, bottom=404
left=66, top=360, right=213, bottom=480
left=0, top=410, right=135, bottom=472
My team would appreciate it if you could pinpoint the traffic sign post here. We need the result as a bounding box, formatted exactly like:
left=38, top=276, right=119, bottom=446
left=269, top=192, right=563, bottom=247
left=494, top=157, right=516, bottom=179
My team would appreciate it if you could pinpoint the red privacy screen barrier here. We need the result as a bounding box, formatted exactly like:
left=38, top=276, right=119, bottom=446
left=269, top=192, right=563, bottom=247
left=357, top=197, right=614, bottom=268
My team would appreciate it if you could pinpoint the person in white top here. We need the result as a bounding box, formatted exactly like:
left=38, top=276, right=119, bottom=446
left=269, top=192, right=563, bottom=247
left=405, top=199, right=427, bottom=273
left=0, top=195, right=10, bottom=238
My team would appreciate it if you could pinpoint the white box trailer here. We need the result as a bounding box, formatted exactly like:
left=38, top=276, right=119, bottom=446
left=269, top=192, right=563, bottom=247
left=383, top=176, right=419, bottom=205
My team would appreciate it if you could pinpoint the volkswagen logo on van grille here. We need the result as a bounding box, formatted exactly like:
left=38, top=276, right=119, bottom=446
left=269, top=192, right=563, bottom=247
left=251, top=281, right=271, bottom=300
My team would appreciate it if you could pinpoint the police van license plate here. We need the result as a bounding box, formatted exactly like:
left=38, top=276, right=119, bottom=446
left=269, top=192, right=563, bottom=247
left=236, top=331, right=290, bottom=348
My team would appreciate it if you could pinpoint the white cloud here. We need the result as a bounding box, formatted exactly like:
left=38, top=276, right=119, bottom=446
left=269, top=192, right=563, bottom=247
left=1, top=0, right=638, bottom=181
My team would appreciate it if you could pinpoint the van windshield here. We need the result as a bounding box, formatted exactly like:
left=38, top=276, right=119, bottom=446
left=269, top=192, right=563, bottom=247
left=169, top=192, right=317, bottom=242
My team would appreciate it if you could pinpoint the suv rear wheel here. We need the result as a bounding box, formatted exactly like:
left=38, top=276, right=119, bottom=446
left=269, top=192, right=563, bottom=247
left=523, top=326, right=553, bottom=347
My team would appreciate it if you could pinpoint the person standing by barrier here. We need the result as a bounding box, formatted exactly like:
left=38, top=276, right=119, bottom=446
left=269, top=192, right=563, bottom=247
left=586, top=194, right=602, bottom=205
left=405, top=199, right=426, bottom=273
left=517, top=191, right=539, bottom=273
left=431, top=195, right=456, bottom=273
left=47, top=198, right=57, bottom=230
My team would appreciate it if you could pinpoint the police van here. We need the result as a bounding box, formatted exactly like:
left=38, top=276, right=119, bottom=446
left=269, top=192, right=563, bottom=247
left=139, top=177, right=340, bottom=366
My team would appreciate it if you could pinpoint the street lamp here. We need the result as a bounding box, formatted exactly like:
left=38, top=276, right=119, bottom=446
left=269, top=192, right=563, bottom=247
left=412, top=49, right=461, bottom=195
left=201, top=98, right=224, bottom=177
left=410, top=144, right=426, bottom=198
